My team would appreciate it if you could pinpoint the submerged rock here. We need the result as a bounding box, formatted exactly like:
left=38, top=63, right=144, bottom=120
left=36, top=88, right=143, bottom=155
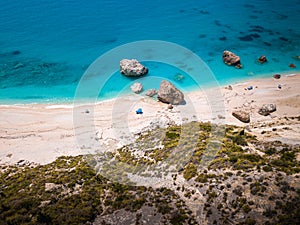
left=158, top=80, right=184, bottom=105
left=232, top=110, right=250, bottom=123
left=289, top=63, right=296, bottom=68
left=0, top=59, right=68, bottom=89
left=258, top=104, right=276, bottom=116
left=130, top=82, right=143, bottom=94
left=120, top=59, right=148, bottom=77
left=12, top=50, right=21, bottom=55
left=173, top=73, right=184, bottom=81
left=222, top=50, right=242, bottom=68
left=14, top=63, right=25, bottom=69
left=293, top=56, right=300, bottom=60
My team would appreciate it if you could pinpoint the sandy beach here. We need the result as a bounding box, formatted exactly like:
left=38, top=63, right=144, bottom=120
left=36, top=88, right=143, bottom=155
left=1, top=73, right=300, bottom=165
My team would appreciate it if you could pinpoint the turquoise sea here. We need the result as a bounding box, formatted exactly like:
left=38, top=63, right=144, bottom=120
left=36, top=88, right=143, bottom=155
left=0, top=0, right=299, bottom=103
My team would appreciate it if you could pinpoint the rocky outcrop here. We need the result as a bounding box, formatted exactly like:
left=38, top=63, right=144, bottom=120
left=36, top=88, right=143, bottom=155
left=145, top=89, right=157, bottom=97
left=130, top=82, right=143, bottom=94
left=158, top=80, right=184, bottom=105
left=222, top=50, right=242, bottom=68
left=258, top=104, right=276, bottom=116
left=258, top=55, right=267, bottom=63
left=273, top=74, right=281, bottom=79
left=120, top=59, right=148, bottom=77
left=232, top=110, right=250, bottom=123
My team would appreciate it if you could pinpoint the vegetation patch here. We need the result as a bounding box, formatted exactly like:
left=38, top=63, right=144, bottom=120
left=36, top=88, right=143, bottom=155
left=1, top=121, right=300, bottom=224
left=0, top=156, right=195, bottom=224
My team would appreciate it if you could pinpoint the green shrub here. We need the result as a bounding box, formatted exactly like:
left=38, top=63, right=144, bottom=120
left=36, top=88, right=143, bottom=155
left=166, top=131, right=180, bottom=140
left=263, top=165, right=272, bottom=172
left=195, top=173, right=208, bottom=183
left=230, top=134, right=248, bottom=146
left=265, top=148, right=276, bottom=155
left=183, top=163, right=198, bottom=181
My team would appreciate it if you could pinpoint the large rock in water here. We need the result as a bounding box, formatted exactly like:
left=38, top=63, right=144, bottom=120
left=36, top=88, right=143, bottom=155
left=232, top=110, right=250, bottom=123
left=120, top=59, right=148, bottom=77
left=222, top=50, right=242, bottom=68
left=258, top=104, right=276, bottom=116
left=158, top=80, right=184, bottom=105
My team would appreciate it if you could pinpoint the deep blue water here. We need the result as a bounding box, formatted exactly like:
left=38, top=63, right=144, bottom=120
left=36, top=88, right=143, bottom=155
left=0, top=0, right=300, bottom=103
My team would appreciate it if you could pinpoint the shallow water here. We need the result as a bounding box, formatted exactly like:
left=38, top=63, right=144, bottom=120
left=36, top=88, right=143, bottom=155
left=0, top=0, right=299, bottom=103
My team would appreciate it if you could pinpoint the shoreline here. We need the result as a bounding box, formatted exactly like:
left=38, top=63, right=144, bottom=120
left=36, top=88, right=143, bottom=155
left=1, top=73, right=300, bottom=165
left=0, top=70, right=299, bottom=106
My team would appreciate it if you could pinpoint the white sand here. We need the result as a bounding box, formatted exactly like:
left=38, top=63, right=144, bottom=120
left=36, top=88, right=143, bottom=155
left=1, top=74, right=299, bottom=165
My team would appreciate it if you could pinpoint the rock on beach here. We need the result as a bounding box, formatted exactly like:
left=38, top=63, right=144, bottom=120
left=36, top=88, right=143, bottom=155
left=232, top=110, right=250, bottom=123
left=157, top=80, right=184, bottom=105
left=258, top=104, right=276, bottom=116
left=145, top=89, right=157, bottom=97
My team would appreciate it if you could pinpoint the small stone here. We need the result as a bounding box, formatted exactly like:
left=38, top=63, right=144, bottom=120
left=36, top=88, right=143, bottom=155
left=235, top=64, right=243, bottom=69
left=45, top=183, right=59, bottom=192
left=167, top=104, right=173, bottom=109
left=96, top=129, right=103, bottom=140
left=145, top=89, right=157, bottom=97
left=273, top=74, right=281, bottom=79
left=130, top=82, right=143, bottom=94
left=258, top=55, right=267, bottom=63
left=218, top=115, right=225, bottom=119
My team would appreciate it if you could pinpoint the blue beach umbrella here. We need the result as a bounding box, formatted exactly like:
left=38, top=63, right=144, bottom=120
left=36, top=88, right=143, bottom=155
left=136, top=108, right=143, bottom=114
